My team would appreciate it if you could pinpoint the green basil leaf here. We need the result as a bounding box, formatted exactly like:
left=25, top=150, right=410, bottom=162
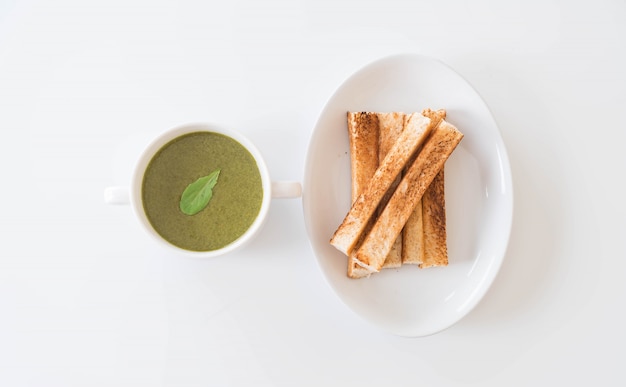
left=179, top=169, right=220, bottom=215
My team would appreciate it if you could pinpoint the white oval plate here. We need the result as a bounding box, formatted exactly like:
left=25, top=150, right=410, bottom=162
left=302, top=54, right=513, bottom=337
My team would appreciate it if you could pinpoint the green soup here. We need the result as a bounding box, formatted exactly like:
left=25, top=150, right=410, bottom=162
left=142, top=132, right=264, bottom=251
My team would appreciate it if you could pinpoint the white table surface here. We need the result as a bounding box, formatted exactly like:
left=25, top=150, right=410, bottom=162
left=1, top=0, right=625, bottom=385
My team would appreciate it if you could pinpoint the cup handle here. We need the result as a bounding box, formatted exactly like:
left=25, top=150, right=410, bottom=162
left=271, top=181, right=302, bottom=199
left=104, top=186, right=130, bottom=205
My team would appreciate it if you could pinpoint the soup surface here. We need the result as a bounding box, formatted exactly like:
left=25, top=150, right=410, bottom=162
left=142, top=131, right=263, bottom=251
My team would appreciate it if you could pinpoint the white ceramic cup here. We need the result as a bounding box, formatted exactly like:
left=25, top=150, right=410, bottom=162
left=104, top=122, right=301, bottom=257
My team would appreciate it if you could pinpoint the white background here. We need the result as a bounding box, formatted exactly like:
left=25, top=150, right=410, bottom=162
left=1, top=0, right=625, bottom=385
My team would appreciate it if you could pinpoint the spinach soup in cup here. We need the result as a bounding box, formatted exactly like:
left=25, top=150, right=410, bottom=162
left=104, top=123, right=301, bottom=258
left=142, top=131, right=263, bottom=252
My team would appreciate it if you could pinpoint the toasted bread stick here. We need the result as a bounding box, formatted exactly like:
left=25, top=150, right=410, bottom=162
left=346, top=112, right=380, bottom=279
left=330, top=112, right=435, bottom=257
left=421, top=169, right=448, bottom=268
left=352, top=120, right=463, bottom=272
left=346, top=112, right=406, bottom=277
left=377, top=112, right=405, bottom=269
left=347, top=112, right=379, bottom=205
left=401, top=108, right=446, bottom=265
left=402, top=200, right=425, bottom=265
